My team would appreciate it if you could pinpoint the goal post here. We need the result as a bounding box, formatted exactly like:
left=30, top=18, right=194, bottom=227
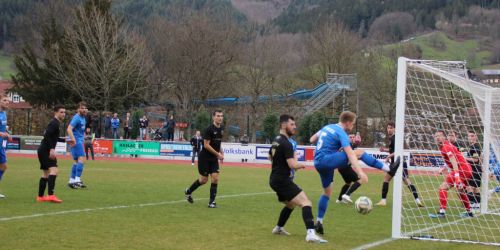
left=392, top=57, right=500, bottom=246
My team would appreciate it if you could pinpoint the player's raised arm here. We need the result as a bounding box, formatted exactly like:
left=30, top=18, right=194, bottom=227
left=309, top=131, right=320, bottom=144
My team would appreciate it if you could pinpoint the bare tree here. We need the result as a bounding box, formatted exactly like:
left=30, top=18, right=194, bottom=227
left=357, top=49, right=397, bottom=123
left=236, top=27, right=288, bottom=142
left=368, top=12, right=417, bottom=43
left=304, top=20, right=362, bottom=84
left=146, top=10, right=241, bottom=121
left=51, top=3, right=151, bottom=112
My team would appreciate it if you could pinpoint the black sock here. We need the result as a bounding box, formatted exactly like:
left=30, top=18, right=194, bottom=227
left=338, top=184, right=350, bottom=200
left=475, top=192, right=481, bottom=204
left=346, top=182, right=361, bottom=196
left=38, top=177, right=48, bottom=197
left=277, top=207, right=294, bottom=227
left=408, top=184, right=419, bottom=199
left=48, top=175, right=57, bottom=195
left=301, top=206, right=315, bottom=230
left=187, top=180, right=202, bottom=194
left=209, top=183, right=218, bottom=203
left=382, top=181, right=389, bottom=199
left=467, top=192, right=475, bottom=204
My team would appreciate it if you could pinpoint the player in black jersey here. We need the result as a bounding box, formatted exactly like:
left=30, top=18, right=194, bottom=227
left=269, top=114, right=327, bottom=243
left=36, top=105, right=73, bottom=203
left=184, top=110, right=224, bottom=208
left=376, top=122, right=423, bottom=207
left=465, top=130, right=482, bottom=210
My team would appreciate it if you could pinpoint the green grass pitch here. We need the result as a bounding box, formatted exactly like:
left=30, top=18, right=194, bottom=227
left=0, top=156, right=497, bottom=249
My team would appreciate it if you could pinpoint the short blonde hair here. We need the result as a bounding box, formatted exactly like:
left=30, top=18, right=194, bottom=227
left=339, top=111, right=356, bottom=123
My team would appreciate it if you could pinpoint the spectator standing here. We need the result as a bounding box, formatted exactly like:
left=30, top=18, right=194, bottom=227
left=166, top=115, right=176, bottom=141
left=123, top=112, right=132, bottom=139
left=190, top=130, right=203, bottom=166
left=84, top=127, right=95, bottom=160
left=104, top=114, right=111, bottom=138
left=111, top=113, right=120, bottom=139
left=240, top=133, right=249, bottom=145
left=139, top=115, right=149, bottom=140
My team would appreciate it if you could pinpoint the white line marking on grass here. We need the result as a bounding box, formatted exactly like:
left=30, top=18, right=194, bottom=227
left=0, top=191, right=274, bottom=222
left=352, top=238, right=394, bottom=250
left=352, top=207, right=500, bottom=249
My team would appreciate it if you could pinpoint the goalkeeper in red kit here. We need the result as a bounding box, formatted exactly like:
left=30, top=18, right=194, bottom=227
left=430, top=130, right=473, bottom=218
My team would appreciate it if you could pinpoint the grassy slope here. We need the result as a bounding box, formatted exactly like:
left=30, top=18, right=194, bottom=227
left=0, top=52, right=15, bottom=80
left=407, top=32, right=490, bottom=69
left=0, top=156, right=498, bottom=249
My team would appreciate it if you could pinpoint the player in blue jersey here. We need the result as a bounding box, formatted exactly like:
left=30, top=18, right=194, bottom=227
left=312, top=111, right=400, bottom=235
left=67, top=102, right=88, bottom=189
left=490, top=148, right=500, bottom=194
left=0, top=94, right=11, bottom=199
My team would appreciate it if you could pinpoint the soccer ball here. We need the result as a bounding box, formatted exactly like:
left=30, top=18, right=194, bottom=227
left=355, top=196, right=373, bottom=215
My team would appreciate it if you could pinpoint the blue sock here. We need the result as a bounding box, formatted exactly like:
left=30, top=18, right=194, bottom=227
left=317, top=195, right=330, bottom=221
left=360, top=153, right=384, bottom=170
left=71, top=164, right=77, bottom=179
left=76, top=163, right=84, bottom=178
left=0, top=169, right=4, bottom=181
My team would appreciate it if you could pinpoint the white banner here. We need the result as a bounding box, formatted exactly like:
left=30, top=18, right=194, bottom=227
left=55, top=142, right=67, bottom=153
left=221, top=143, right=256, bottom=161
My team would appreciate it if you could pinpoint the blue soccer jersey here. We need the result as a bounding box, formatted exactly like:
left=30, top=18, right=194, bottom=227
left=314, top=123, right=350, bottom=160
left=0, top=111, right=7, bottom=148
left=70, top=114, right=86, bottom=144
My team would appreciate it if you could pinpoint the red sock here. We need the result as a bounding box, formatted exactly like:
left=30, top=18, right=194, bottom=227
left=439, top=189, right=448, bottom=210
left=459, top=190, right=471, bottom=211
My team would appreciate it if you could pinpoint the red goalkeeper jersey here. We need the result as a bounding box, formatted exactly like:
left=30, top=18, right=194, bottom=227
left=440, top=141, right=472, bottom=175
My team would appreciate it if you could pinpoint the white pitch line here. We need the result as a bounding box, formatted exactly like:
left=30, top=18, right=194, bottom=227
left=353, top=207, right=500, bottom=249
left=352, top=237, right=394, bottom=250
left=0, top=191, right=274, bottom=222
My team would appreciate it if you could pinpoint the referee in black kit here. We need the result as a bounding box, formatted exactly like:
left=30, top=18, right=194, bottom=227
left=36, top=105, right=74, bottom=203
left=184, top=110, right=224, bottom=208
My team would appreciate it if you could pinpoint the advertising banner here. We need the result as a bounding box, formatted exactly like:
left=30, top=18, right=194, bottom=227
left=160, top=142, right=192, bottom=156
left=6, top=136, right=20, bottom=150
left=113, top=140, right=160, bottom=155
left=256, top=146, right=270, bottom=160
left=93, top=139, right=113, bottom=154
left=221, top=143, right=256, bottom=161
left=20, top=136, right=43, bottom=150
left=409, top=153, right=445, bottom=168
left=55, top=142, right=67, bottom=153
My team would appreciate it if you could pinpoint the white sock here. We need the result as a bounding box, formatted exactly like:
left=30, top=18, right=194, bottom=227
left=382, top=164, right=390, bottom=172
left=415, top=198, right=421, bottom=203
left=439, top=208, right=446, bottom=214
left=75, top=177, right=81, bottom=182
left=307, top=229, right=316, bottom=235
left=69, top=178, right=75, bottom=183
left=316, top=218, right=323, bottom=223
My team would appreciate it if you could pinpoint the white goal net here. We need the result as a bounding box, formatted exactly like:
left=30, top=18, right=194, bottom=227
left=392, top=57, right=500, bottom=246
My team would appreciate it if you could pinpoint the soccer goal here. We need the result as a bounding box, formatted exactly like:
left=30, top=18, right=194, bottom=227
left=392, top=57, right=500, bottom=246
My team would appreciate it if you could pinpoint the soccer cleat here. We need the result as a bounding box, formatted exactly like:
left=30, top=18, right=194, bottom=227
left=460, top=212, right=474, bottom=218
left=315, top=221, right=324, bottom=235
left=46, top=195, right=63, bottom=203
left=75, top=182, right=87, bottom=188
left=376, top=199, right=386, bottom=206
left=429, top=212, right=445, bottom=218
left=272, top=226, right=291, bottom=236
left=341, top=194, right=353, bottom=203
left=36, top=196, right=47, bottom=202
left=208, top=202, right=217, bottom=208
left=415, top=199, right=424, bottom=207
left=184, top=189, right=193, bottom=204
left=387, top=156, right=401, bottom=177
left=305, top=233, right=328, bottom=243
left=68, top=183, right=79, bottom=189
left=0, top=193, right=5, bottom=198
left=191, top=163, right=194, bottom=166
left=335, top=199, right=342, bottom=204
